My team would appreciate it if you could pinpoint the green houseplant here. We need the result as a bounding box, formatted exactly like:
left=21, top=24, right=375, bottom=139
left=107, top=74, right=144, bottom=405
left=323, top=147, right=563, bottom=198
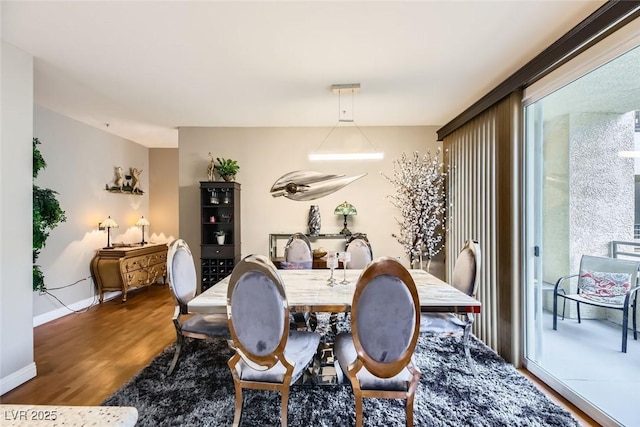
left=33, top=137, right=66, bottom=292
left=214, top=157, right=240, bottom=181
left=215, top=230, right=226, bottom=244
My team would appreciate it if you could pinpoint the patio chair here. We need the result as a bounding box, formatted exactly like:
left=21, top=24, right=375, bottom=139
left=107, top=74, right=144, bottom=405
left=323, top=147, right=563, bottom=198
left=334, top=257, right=421, bottom=427
left=166, top=239, right=229, bottom=375
left=345, top=233, right=373, bottom=269
left=226, top=254, right=321, bottom=427
left=419, top=240, right=481, bottom=376
left=553, top=255, right=640, bottom=353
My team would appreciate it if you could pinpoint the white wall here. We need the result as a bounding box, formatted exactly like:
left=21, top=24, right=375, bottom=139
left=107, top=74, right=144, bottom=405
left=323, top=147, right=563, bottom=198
left=32, top=106, right=150, bottom=321
left=1, top=41, right=36, bottom=394
left=178, top=126, right=441, bottom=278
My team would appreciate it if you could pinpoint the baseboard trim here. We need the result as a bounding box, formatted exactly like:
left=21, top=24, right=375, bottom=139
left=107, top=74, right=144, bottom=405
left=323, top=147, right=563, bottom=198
left=0, top=362, right=37, bottom=395
left=33, top=291, right=121, bottom=327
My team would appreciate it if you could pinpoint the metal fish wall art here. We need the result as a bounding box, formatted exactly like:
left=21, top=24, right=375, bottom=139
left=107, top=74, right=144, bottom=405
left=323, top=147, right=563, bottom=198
left=270, top=171, right=366, bottom=201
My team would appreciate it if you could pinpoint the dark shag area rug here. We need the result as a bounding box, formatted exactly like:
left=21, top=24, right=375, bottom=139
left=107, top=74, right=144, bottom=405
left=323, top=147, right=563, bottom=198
left=103, top=324, right=578, bottom=427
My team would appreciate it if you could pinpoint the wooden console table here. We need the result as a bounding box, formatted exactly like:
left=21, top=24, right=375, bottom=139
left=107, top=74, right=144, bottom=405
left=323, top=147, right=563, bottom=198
left=90, top=243, right=168, bottom=302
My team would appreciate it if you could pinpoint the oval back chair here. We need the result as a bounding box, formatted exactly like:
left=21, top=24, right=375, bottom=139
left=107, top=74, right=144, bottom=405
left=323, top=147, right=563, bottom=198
left=419, top=239, right=481, bottom=376
left=166, top=239, right=228, bottom=375
left=226, top=254, right=320, bottom=426
left=282, top=232, right=313, bottom=269
left=345, top=235, right=373, bottom=269
left=334, top=257, right=421, bottom=427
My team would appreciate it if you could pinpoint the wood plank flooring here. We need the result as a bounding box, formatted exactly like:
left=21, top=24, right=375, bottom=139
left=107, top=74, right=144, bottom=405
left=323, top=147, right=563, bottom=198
left=1, top=283, right=598, bottom=425
left=1, top=284, right=175, bottom=406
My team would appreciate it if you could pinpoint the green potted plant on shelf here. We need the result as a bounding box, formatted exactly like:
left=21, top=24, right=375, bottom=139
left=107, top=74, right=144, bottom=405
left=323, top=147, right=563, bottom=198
left=214, top=157, right=240, bottom=182
left=215, top=230, right=226, bottom=245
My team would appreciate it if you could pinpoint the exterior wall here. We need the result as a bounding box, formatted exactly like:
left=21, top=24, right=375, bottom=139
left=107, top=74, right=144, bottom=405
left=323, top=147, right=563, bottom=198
left=542, top=115, right=570, bottom=287
left=543, top=112, right=635, bottom=319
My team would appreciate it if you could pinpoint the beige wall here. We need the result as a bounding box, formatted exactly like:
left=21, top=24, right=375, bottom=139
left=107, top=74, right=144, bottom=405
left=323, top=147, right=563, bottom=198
left=149, top=148, right=179, bottom=241
left=32, top=106, right=150, bottom=320
left=178, top=126, right=441, bottom=278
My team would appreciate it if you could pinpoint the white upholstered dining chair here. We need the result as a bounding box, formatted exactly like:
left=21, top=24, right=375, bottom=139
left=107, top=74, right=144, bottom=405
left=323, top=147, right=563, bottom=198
left=226, top=254, right=321, bottom=427
left=334, top=257, right=421, bottom=427
left=345, top=234, right=373, bottom=269
left=419, top=239, right=481, bottom=376
left=282, top=232, right=315, bottom=330
left=282, top=232, right=313, bottom=269
left=166, top=239, right=229, bottom=375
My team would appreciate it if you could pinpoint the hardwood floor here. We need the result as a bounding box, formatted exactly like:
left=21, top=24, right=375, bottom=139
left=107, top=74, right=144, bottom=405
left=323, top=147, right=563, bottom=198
left=1, top=284, right=175, bottom=406
left=1, top=283, right=599, bottom=425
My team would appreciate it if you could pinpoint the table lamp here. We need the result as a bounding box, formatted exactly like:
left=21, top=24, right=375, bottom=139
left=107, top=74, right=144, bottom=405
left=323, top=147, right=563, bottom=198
left=135, top=216, right=150, bottom=245
left=100, top=216, right=119, bottom=249
left=334, top=201, right=357, bottom=235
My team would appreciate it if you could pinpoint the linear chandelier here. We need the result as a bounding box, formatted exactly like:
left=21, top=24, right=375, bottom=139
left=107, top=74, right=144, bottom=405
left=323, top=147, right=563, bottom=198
left=309, top=84, right=384, bottom=161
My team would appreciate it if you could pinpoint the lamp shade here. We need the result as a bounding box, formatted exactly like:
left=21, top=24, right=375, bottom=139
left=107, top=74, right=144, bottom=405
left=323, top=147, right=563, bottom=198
left=100, top=216, right=119, bottom=229
left=334, top=201, right=357, bottom=216
left=135, top=216, right=150, bottom=227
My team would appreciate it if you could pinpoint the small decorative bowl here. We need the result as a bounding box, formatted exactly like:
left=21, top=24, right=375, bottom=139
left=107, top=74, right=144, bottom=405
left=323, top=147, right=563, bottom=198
left=312, top=249, right=327, bottom=259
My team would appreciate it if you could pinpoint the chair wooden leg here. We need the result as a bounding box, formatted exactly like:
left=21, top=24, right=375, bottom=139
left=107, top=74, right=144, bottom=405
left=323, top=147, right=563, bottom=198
left=232, top=381, right=243, bottom=427
left=280, top=387, right=290, bottom=427
left=354, top=393, right=363, bottom=427
left=167, top=333, right=184, bottom=375
left=406, top=393, right=415, bottom=427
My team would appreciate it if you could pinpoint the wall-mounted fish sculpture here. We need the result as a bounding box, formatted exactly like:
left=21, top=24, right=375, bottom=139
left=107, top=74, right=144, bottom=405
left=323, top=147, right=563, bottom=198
left=270, top=171, right=366, bottom=201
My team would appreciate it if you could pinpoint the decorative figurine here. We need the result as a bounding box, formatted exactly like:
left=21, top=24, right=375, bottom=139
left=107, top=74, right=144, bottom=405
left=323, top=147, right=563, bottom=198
left=130, top=168, right=143, bottom=194
left=207, top=152, right=215, bottom=181
left=114, top=166, right=124, bottom=192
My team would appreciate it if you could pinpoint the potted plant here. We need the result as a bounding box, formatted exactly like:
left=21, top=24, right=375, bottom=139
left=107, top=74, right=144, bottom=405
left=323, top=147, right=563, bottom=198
left=33, top=137, right=66, bottom=292
left=215, top=230, right=226, bottom=245
left=215, top=157, right=240, bottom=182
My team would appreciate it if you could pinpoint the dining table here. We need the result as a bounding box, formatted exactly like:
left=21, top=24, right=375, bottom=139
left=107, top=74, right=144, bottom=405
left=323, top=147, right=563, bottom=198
left=188, top=268, right=481, bottom=315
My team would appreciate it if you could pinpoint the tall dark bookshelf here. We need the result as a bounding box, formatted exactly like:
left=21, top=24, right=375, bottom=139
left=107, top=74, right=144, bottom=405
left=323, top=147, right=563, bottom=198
left=199, top=181, right=241, bottom=292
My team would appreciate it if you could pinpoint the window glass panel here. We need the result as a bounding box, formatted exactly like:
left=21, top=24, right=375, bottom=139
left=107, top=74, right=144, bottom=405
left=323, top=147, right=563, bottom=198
left=525, top=45, right=640, bottom=426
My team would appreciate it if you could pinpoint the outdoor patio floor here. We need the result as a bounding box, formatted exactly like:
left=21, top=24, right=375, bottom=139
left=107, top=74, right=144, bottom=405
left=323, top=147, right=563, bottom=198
left=537, top=310, right=640, bottom=426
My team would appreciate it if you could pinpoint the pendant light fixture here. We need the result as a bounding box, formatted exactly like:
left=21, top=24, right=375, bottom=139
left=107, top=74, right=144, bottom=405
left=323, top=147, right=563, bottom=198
left=309, top=84, right=384, bottom=161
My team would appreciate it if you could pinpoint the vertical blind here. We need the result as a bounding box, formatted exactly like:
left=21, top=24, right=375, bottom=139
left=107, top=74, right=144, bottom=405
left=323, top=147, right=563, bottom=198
left=443, top=92, right=522, bottom=363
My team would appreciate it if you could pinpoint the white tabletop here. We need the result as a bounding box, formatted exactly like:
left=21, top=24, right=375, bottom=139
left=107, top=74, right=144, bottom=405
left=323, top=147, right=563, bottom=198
left=189, top=268, right=481, bottom=315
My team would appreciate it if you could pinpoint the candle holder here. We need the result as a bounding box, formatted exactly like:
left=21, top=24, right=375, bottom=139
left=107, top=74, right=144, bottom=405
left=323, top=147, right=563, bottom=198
left=339, top=251, right=351, bottom=285
left=326, top=252, right=338, bottom=287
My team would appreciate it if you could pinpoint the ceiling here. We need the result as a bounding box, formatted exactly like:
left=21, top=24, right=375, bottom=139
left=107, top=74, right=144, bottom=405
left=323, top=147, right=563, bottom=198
left=1, top=1, right=606, bottom=148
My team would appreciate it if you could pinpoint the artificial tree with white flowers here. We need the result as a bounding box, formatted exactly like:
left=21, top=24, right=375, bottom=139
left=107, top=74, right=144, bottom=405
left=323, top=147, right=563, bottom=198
left=382, top=150, right=446, bottom=270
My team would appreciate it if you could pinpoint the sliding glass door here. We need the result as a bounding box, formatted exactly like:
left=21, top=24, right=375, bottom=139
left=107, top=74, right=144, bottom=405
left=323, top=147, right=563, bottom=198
left=524, top=41, right=640, bottom=426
